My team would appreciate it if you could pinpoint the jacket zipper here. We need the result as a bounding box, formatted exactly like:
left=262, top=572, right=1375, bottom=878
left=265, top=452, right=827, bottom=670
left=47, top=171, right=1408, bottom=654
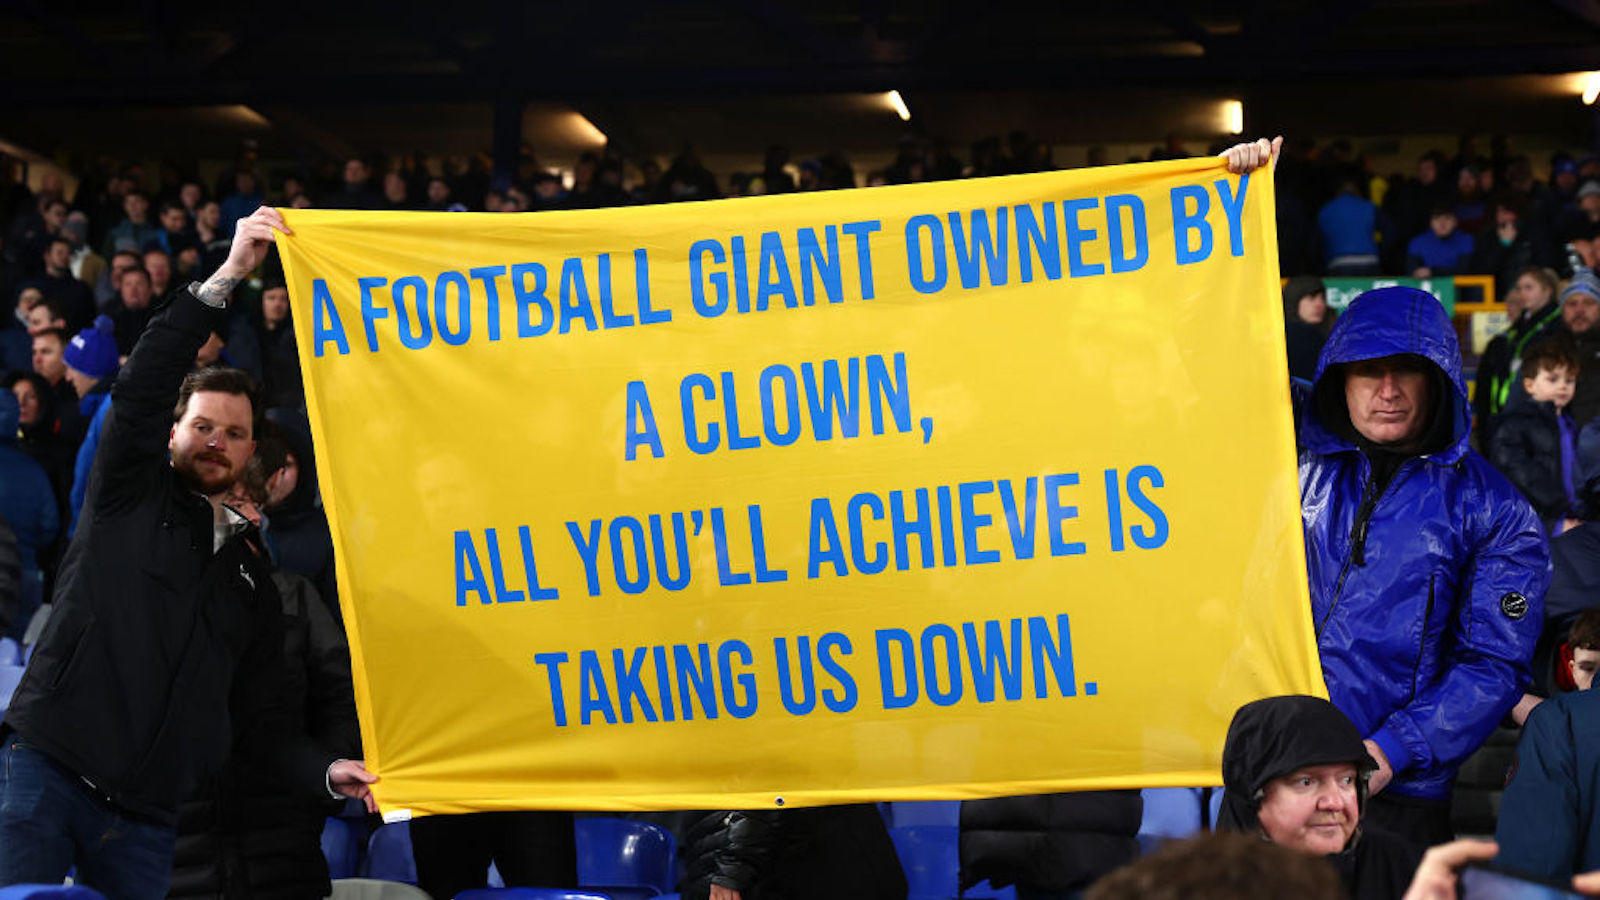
left=1315, top=460, right=1390, bottom=638
left=1408, top=575, right=1436, bottom=706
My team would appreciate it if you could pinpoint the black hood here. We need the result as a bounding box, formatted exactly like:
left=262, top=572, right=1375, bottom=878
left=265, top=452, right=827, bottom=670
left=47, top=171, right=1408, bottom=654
left=265, top=407, right=320, bottom=517
left=1217, top=695, right=1376, bottom=835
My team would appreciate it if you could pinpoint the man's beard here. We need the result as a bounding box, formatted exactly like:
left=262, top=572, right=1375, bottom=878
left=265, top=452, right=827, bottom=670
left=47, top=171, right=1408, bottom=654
left=173, top=449, right=235, bottom=495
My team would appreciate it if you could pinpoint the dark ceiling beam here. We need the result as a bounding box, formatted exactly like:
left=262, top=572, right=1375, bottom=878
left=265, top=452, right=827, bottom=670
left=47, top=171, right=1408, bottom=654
left=1137, top=0, right=1220, bottom=53
left=251, top=106, right=360, bottom=160
left=1547, top=0, right=1600, bottom=30
left=728, top=0, right=873, bottom=64
left=190, top=33, right=239, bottom=73
left=140, top=0, right=181, bottom=69
left=11, top=41, right=1600, bottom=109
left=16, top=0, right=111, bottom=71
left=191, top=7, right=272, bottom=77
left=1240, top=0, right=1380, bottom=54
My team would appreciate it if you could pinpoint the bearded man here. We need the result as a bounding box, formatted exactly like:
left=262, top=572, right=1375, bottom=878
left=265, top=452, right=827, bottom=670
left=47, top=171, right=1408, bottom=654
left=0, top=207, right=375, bottom=898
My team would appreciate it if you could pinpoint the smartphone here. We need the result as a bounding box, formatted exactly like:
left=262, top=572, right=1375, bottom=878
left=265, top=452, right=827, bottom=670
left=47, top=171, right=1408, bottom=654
left=1461, top=864, right=1586, bottom=899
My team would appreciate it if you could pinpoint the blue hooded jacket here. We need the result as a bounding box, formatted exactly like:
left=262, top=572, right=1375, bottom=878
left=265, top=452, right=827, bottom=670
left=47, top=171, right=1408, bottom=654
left=1299, top=286, right=1549, bottom=802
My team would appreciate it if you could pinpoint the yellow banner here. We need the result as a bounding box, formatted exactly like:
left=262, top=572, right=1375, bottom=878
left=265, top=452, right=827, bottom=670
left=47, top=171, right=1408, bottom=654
left=274, top=157, right=1323, bottom=818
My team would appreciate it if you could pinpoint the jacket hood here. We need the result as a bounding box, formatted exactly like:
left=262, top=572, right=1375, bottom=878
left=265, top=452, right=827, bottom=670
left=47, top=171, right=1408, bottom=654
left=1301, top=286, right=1471, bottom=463
left=1217, top=695, right=1376, bottom=835
left=1283, top=275, right=1326, bottom=320
left=265, top=407, right=320, bottom=516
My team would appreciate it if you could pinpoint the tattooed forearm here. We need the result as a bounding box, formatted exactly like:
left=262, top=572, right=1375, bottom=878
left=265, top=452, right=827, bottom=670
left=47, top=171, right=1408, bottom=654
left=195, top=272, right=241, bottom=307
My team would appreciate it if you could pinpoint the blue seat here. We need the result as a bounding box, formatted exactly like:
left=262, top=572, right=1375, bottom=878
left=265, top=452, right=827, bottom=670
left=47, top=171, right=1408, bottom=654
left=889, top=801, right=961, bottom=828
left=323, top=816, right=364, bottom=880
left=0, top=664, right=27, bottom=714
left=363, top=821, right=418, bottom=884
left=457, top=883, right=617, bottom=890
left=962, top=880, right=1017, bottom=900
left=888, top=825, right=959, bottom=900
left=0, top=887, right=106, bottom=899
left=976, top=881, right=1019, bottom=899
left=1137, top=788, right=1206, bottom=854
left=0, top=638, right=22, bottom=666
left=575, top=817, right=674, bottom=896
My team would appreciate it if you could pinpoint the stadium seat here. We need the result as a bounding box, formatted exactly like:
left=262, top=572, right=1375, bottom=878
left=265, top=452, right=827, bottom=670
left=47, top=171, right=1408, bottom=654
left=1137, top=788, right=1206, bottom=854
left=889, top=825, right=959, bottom=900
left=886, top=805, right=1014, bottom=898
left=0, top=637, right=21, bottom=666
left=958, top=880, right=1018, bottom=899
left=328, top=880, right=431, bottom=900
left=323, top=816, right=364, bottom=880
left=457, top=883, right=617, bottom=890
left=0, top=663, right=27, bottom=714
left=1453, top=726, right=1519, bottom=836
left=575, top=817, right=675, bottom=896
left=0, top=888, right=105, bottom=899
left=363, top=822, right=418, bottom=884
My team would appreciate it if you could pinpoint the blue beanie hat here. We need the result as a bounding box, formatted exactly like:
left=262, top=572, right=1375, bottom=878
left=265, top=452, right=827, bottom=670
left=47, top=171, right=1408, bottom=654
left=1563, top=271, right=1600, bottom=305
left=64, top=315, right=118, bottom=380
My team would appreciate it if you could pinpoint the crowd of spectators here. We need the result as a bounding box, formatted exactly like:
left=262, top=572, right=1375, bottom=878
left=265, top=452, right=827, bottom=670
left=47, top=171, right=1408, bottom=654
left=6, top=130, right=1596, bottom=297
left=8, top=130, right=1600, bottom=897
left=1271, top=134, right=1600, bottom=289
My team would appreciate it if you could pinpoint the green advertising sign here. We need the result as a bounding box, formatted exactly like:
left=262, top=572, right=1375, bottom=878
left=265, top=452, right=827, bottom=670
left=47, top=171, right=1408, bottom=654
left=1321, top=277, right=1455, bottom=315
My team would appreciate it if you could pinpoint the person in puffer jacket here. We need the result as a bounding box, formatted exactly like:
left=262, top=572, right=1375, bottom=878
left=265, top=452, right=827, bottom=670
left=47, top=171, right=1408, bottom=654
left=679, top=804, right=905, bottom=900
left=1299, top=285, right=1549, bottom=848
left=957, top=791, right=1142, bottom=898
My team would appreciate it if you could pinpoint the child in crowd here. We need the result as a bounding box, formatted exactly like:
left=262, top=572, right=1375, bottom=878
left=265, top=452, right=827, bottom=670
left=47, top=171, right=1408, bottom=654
left=1569, top=608, right=1600, bottom=691
left=1405, top=204, right=1475, bottom=277
left=1491, top=339, right=1583, bottom=534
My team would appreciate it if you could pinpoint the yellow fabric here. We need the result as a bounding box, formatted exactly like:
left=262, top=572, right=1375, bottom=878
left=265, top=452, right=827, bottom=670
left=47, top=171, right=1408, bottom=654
left=274, top=156, right=1324, bottom=817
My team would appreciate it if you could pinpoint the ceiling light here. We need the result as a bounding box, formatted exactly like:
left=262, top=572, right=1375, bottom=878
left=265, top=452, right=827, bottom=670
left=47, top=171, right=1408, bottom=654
left=887, top=90, right=911, bottom=122
left=568, top=112, right=607, bottom=146
left=1223, top=100, right=1244, bottom=135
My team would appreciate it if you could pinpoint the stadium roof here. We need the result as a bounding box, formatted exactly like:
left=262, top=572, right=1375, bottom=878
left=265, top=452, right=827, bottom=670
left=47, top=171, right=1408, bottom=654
left=4, top=1, right=1600, bottom=161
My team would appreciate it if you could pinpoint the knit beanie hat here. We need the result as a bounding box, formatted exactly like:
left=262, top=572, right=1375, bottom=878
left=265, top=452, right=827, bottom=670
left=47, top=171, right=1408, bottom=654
left=64, top=315, right=118, bottom=380
left=1564, top=271, right=1600, bottom=305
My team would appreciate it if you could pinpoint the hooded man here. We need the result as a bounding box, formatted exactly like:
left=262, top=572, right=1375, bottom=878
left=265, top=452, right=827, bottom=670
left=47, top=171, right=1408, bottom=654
left=1218, top=696, right=1421, bottom=900
left=260, top=410, right=338, bottom=621
left=1283, top=275, right=1331, bottom=382
left=1300, top=286, right=1547, bottom=846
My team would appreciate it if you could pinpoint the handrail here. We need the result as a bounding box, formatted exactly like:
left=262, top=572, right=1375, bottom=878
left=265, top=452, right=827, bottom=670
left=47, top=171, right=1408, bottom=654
left=1451, top=275, right=1497, bottom=306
